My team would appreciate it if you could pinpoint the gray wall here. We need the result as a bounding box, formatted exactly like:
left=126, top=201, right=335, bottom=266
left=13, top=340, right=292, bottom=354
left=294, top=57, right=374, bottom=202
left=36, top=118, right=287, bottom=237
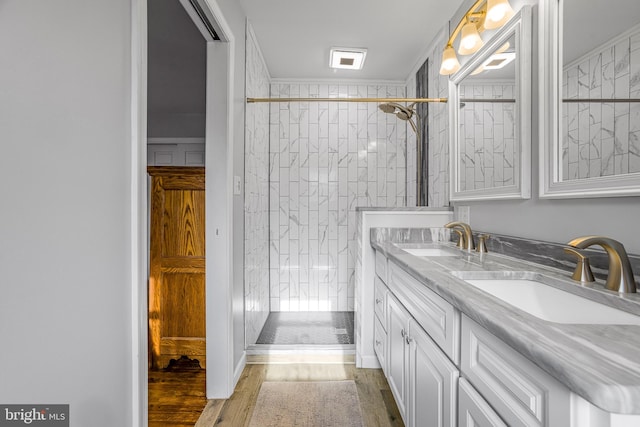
left=435, top=0, right=640, bottom=255
left=0, top=0, right=134, bottom=426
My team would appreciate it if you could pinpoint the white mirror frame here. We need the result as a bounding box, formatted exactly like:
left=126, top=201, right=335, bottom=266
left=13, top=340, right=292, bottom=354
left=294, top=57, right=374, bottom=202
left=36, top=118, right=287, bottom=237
left=539, top=0, right=640, bottom=198
left=449, top=6, right=532, bottom=201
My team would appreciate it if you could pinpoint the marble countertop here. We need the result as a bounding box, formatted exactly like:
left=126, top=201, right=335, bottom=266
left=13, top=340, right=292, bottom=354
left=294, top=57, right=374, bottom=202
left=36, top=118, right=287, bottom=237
left=371, top=228, right=640, bottom=415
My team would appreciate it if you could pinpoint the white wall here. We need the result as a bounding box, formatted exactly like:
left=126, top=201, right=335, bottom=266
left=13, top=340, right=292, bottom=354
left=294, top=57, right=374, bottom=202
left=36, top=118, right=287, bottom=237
left=0, top=1, right=134, bottom=426
left=213, top=0, right=248, bottom=382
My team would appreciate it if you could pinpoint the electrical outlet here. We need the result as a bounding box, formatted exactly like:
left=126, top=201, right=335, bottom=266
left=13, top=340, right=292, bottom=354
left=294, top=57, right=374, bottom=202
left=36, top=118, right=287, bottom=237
left=456, top=205, right=470, bottom=223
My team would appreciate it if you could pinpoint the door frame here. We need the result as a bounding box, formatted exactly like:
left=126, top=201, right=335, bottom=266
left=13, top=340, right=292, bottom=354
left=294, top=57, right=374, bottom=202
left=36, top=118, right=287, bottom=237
left=130, top=0, right=236, bottom=424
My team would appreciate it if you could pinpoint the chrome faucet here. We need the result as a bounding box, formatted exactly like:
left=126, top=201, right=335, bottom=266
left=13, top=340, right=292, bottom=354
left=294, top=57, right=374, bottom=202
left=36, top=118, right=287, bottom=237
left=567, top=236, right=637, bottom=293
left=445, top=221, right=475, bottom=251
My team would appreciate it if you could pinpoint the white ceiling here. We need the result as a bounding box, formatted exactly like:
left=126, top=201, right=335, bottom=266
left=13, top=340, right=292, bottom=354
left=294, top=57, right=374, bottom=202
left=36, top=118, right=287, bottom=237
left=238, top=0, right=465, bottom=81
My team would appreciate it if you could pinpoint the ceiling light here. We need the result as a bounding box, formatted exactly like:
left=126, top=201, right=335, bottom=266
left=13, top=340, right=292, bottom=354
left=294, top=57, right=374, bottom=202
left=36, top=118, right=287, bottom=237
left=485, top=0, right=515, bottom=30
left=329, top=47, right=367, bottom=70
left=458, top=21, right=484, bottom=55
left=439, top=45, right=461, bottom=75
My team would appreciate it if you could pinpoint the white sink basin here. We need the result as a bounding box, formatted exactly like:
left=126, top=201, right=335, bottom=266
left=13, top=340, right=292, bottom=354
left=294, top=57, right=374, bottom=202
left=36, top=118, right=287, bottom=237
left=402, top=247, right=459, bottom=257
left=463, top=278, right=640, bottom=325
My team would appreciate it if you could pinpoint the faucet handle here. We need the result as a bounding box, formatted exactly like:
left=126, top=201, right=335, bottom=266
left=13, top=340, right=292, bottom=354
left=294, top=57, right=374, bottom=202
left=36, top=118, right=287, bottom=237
left=564, top=247, right=595, bottom=283
left=476, top=234, right=490, bottom=254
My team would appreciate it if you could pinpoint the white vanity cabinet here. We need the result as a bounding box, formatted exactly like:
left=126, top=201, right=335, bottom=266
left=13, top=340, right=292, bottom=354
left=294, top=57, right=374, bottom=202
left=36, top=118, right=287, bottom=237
left=387, top=293, right=459, bottom=427
left=461, top=315, right=571, bottom=427
left=376, top=251, right=460, bottom=427
left=460, top=315, right=640, bottom=427
left=373, top=247, right=640, bottom=427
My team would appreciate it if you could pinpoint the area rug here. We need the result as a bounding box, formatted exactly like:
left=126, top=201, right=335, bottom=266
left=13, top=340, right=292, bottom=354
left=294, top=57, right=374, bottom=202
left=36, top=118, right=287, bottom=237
left=248, top=380, right=364, bottom=427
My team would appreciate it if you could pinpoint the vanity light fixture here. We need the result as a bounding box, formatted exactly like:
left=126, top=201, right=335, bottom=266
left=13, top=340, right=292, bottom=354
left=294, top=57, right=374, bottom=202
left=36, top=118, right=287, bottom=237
left=439, top=0, right=515, bottom=75
left=329, top=47, right=367, bottom=70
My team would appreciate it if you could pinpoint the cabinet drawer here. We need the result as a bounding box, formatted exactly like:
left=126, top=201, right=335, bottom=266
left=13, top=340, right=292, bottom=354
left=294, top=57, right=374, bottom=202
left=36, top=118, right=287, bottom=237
left=375, top=250, right=388, bottom=283
left=374, top=316, right=387, bottom=374
left=374, top=276, right=387, bottom=328
left=387, top=260, right=460, bottom=364
left=459, top=378, right=507, bottom=427
left=461, top=315, right=570, bottom=427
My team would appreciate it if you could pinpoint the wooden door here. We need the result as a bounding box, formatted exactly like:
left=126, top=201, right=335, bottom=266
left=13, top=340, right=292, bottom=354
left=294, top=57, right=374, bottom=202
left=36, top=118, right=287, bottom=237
left=148, top=167, right=205, bottom=370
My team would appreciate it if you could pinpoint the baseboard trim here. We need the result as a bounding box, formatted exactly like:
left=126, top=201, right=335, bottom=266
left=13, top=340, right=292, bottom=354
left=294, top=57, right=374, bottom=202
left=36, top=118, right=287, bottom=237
left=233, top=351, right=246, bottom=387
left=357, top=354, right=381, bottom=369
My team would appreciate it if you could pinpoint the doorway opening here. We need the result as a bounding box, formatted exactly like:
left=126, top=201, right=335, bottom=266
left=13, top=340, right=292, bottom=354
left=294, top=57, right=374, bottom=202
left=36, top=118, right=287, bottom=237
left=146, top=0, right=208, bottom=423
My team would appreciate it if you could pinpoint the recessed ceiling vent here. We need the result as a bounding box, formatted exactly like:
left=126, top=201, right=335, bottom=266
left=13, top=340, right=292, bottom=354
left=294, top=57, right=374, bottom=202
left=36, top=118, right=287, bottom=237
left=329, top=47, right=367, bottom=70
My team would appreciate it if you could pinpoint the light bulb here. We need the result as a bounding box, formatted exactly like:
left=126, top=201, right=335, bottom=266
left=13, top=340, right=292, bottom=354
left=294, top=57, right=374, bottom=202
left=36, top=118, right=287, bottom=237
left=439, top=45, right=461, bottom=75
left=458, top=21, right=483, bottom=55
left=485, top=0, right=515, bottom=29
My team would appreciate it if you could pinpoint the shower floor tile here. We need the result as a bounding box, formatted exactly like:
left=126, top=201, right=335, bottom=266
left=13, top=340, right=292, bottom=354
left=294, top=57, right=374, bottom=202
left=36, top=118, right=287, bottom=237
left=256, top=311, right=355, bottom=345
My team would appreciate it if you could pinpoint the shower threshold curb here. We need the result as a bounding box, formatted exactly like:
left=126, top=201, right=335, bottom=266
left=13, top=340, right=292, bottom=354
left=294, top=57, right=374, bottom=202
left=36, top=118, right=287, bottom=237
left=245, top=344, right=356, bottom=364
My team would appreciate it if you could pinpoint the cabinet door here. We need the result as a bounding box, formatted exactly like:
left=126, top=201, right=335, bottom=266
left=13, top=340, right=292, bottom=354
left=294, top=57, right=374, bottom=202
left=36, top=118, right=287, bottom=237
left=387, top=294, right=411, bottom=422
left=459, top=378, right=507, bottom=427
left=408, top=319, right=459, bottom=427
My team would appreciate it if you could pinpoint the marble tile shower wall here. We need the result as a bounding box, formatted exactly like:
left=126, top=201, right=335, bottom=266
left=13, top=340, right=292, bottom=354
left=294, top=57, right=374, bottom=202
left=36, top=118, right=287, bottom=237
left=270, top=83, right=407, bottom=311
left=459, top=83, right=516, bottom=190
left=427, top=29, right=451, bottom=207
left=562, top=26, right=640, bottom=180
left=244, top=28, right=271, bottom=345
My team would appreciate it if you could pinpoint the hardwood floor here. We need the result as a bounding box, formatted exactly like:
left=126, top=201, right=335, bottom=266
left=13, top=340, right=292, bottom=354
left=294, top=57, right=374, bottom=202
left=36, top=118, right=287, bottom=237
left=149, top=363, right=403, bottom=426
left=148, top=368, right=207, bottom=427
left=196, top=364, right=404, bottom=427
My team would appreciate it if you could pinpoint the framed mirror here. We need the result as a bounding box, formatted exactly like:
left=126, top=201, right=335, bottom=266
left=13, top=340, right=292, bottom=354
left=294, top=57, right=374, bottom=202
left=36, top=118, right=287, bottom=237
left=449, top=6, right=532, bottom=201
left=539, top=0, right=640, bottom=198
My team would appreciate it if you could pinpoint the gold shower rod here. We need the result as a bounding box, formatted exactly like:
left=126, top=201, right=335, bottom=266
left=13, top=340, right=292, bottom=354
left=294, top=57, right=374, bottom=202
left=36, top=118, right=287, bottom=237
left=246, top=97, right=448, bottom=103
left=563, top=98, right=640, bottom=103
